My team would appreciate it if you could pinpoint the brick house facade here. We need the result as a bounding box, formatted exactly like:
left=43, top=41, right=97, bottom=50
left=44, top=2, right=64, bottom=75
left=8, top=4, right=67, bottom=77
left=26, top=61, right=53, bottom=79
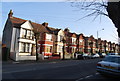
left=76, top=34, right=85, bottom=53
left=2, top=10, right=120, bottom=61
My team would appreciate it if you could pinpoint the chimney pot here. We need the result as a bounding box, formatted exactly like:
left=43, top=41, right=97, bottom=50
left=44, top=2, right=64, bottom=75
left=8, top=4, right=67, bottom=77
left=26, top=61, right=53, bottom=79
left=42, top=22, right=48, bottom=27
left=8, top=9, right=13, bottom=18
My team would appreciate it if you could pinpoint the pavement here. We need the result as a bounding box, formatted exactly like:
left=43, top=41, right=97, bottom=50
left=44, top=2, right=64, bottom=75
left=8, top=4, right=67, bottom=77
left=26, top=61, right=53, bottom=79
left=2, top=58, right=102, bottom=80
left=2, top=58, right=76, bottom=65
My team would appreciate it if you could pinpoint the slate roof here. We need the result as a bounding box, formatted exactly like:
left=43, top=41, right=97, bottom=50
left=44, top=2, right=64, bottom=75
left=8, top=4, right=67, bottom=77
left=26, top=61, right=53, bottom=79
left=9, top=16, right=58, bottom=34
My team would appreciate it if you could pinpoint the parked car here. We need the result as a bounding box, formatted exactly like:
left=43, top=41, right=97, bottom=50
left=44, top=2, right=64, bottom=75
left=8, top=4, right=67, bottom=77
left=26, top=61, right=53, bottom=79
left=97, top=55, right=120, bottom=77
left=99, top=53, right=106, bottom=58
left=82, top=53, right=89, bottom=59
left=108, top=53, right=119, bottom=56
left=102, top=53, right=106, bottom=57
left=74, top=52, right=83, bottom=60
left=75, top=52, right=88, bottom=60
left=77, top=54, right=84, bottom=60
left=87, top=54, right=92, bottom=59
left=91, top=53, right=100, bottom=58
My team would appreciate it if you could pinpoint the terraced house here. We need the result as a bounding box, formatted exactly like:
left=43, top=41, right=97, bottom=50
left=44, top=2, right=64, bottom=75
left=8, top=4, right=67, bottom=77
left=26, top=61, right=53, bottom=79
left=53, top=29, right=65, bottom=59
left=33, top=22, right=55, bottom=59
left=2, top=10, right=120, bottom=61
left=76, top=34, right=85, bottom=53
left=115, top=44, right=119, bottom=53
left=2, top=10, right=36, bottom=61
left=2, top=10, right=67, bottom=61
left=84, top=35, right=97, bottom=54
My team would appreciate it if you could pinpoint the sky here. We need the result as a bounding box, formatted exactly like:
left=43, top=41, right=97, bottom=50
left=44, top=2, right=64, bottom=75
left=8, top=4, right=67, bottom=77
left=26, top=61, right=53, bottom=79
left=1, top=1, right=119, bottom=43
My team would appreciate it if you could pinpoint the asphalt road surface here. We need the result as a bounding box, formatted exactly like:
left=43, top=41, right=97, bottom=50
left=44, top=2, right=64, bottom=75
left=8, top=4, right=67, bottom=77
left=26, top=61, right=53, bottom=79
left=2, top=58, right=118, bottom=81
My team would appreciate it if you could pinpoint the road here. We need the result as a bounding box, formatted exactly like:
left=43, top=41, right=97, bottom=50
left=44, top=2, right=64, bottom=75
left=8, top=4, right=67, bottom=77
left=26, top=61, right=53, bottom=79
left=2, top=58, right=116, bottom=80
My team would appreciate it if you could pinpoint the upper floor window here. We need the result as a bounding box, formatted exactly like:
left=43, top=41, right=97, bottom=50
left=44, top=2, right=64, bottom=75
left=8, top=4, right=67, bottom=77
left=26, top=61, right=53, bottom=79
left=72, top=37, right=76, bottom=44
left=58, top=35, right=63, bottom=42
left=21, top=28, right=34, bottom=40
left=26, top=30, right=31, bottom=39
left=93, top=42, right=96, bottom=47
left=46, top=33, right=52, bottom=41
left=79, top=40, right=83, bottom=45
left=22, top=29, right=26, bottom=38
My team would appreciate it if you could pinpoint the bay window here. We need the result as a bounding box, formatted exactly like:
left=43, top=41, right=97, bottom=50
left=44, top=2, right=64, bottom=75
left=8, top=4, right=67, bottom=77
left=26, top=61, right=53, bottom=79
left=26, top=30, right=31, bottom=39
left=58, top=35, right=63, bottom=42
left=20, top=42, right=30, bottom=53
left=79, top=40, right=83, bottom=45
left=21, top=28, right=34, bottom=39
left=72, top=37, right=76, bottom=44
left=46, top=34, right=52, bottom=41
left=20, top=43, right=25, bottom=52
left=45, top=46, right=52, bottom=52
left=22, top=29, right=26, bottom=38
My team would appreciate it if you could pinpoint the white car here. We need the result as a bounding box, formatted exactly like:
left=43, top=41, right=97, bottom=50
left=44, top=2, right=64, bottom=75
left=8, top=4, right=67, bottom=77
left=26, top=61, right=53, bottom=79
left=102, top=53, right=106, bottom=57
left=82, top=53, right=89, bottom=59
left=92, top=53, right=100, bottom=58
left=108, top=53, right=119, bottom=55
left=97, top=55, right=120, bottom=77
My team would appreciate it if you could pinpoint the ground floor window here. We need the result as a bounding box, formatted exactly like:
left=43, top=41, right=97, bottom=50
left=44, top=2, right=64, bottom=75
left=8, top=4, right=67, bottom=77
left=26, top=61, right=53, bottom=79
left=58, top=45, right=62, bottom=52
left=80, top=48, right=83, bottom=52
left=20, top=42, right=30, bottom=53
left=31, top=44, right=36, bottom=56
left=88, top=49, right=91, bottom=53
left=72, top=48, right=76, bottom=53
left=45, top=46, right=52, bottom=53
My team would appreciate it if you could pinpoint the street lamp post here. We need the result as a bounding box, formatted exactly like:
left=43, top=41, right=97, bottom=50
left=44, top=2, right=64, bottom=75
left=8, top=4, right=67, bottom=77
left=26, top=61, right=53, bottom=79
left=97, top=28, right=104, bottom=53
left=97, top=28, right=104, bottom=39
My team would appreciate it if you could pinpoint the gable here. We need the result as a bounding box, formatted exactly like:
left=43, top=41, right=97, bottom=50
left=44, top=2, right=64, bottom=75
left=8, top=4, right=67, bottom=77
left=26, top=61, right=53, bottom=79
left=58, top=30, right=65, bottom=36
left=21, top=21, right=33, bottom=30
left=72, top=34, right=76, bottom=38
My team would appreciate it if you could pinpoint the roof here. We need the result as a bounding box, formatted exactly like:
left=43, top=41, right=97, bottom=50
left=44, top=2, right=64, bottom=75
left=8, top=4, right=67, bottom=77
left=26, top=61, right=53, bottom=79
left=53, top=29, right=61, bottom=35
left=9, top=16, right=57, bottom=34
left=77, top=33, right=85, bottom=39
left=69, top=33, right=77, bottom=37
left=10, top=17, right=27, bottom=27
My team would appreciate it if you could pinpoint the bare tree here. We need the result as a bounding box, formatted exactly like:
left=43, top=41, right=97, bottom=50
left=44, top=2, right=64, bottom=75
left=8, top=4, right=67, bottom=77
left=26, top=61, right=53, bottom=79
left=69, top=0, right=120, bottom=44
left=70, top=0, right=108, bottom=21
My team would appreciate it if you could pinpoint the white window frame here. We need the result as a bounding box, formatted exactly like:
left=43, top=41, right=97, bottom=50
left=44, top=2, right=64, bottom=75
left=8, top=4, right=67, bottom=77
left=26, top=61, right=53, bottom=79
left=46, top=33, right=52, bottom=41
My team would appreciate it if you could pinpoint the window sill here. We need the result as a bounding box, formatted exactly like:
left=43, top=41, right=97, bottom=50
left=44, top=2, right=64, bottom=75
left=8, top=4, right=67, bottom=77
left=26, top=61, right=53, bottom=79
left=18, top=37, right=34, bottom=40
left=19, top=52, right=30, bottom=53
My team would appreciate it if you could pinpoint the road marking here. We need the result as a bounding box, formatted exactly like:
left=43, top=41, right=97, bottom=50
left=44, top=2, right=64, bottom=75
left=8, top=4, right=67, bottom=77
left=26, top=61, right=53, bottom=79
left=95, top=72, right=99, bottom=75
left=3, top=64, right=76, bottom=74
left=76, top=78, right=84, bottom=81
left=85, top=75, right=93, bottom=78
left=76, top=72, right=99, bottom=81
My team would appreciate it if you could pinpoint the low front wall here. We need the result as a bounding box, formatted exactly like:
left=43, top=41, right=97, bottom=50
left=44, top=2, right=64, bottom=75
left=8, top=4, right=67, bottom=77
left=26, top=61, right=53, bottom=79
left=18, top=56, right=36, bottom=61
left=10, top=52, right=16, bottom=61
left=64, top=54, right=74, bottom=59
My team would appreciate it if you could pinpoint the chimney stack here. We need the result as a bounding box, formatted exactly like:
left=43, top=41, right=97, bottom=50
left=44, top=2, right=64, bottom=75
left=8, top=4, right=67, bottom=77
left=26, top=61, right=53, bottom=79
left=8, top=10, right=13, bottom=18
left=42, top=22, right=48, bottom=27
